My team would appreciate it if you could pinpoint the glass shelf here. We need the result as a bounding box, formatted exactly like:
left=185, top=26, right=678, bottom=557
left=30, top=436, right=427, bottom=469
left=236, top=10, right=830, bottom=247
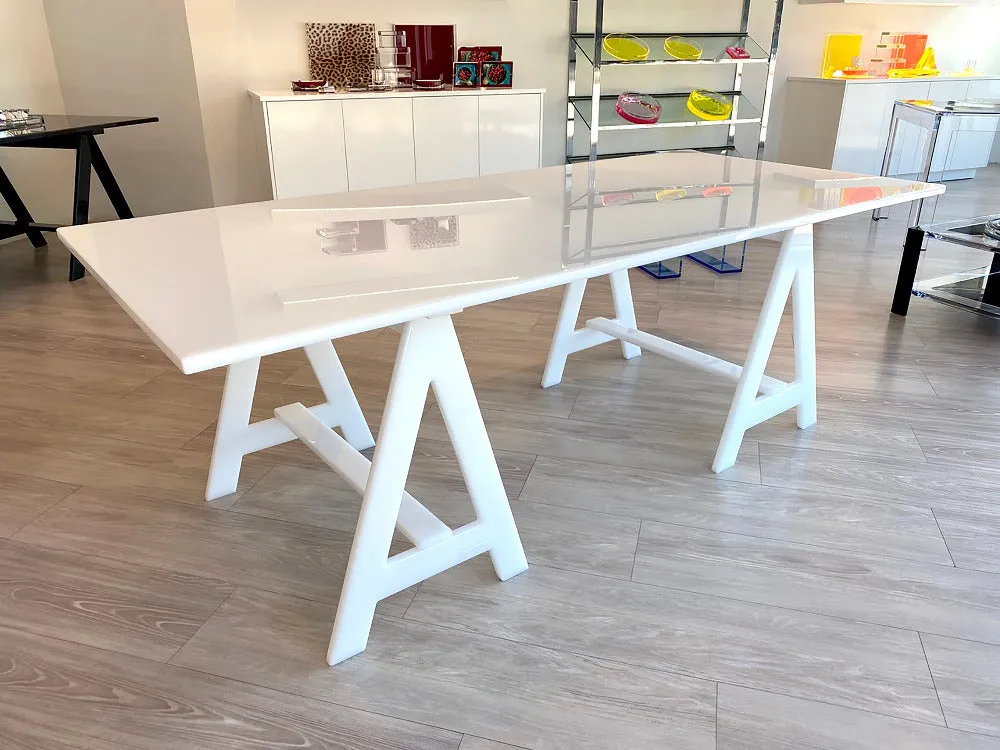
left=571, top=93, right=762, bottom=132
left=922, top=213, right=1000, bottom=253
left=913, top=267, right=1000, bottom=319
left=573, top=33, right=769, bottom=67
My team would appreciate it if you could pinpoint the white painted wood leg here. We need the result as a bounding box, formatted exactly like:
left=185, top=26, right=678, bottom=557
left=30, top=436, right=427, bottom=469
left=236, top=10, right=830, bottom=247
left=712, top=225, right=817, bottom=473
left=542, top=279, right=587, bottom=388
left=541, top=269, right=641, bottom=388
left=205, top=341, right=374, bottom=501
left=609, top=269, right=642, bottom=361
left=206, top=357, right=260, bottom=501
left=304, top=341, right=376, bottom=449
left=275, top=314, right=527, bottom=665
left=791, top=236, right=818, bottom=430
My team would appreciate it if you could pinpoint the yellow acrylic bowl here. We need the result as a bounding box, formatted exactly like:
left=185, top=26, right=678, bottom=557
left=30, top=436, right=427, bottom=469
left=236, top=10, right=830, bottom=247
left=663, top=36, right=703, bottom=61
left=602, top=34, right=650, bottom=62
left=687, top=89, right=733, bottom=121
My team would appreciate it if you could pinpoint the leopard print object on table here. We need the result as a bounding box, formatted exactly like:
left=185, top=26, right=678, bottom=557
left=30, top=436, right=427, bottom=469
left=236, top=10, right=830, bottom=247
left=305, top=22, right=376, bottom=89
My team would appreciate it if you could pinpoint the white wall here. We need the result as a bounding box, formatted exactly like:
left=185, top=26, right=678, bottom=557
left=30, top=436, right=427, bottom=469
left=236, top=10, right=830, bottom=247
left=185, top=0, right=270, bottom=206
left=42, top=0, right=214, bottom=219
left=0, top=0, right=71, bottom=225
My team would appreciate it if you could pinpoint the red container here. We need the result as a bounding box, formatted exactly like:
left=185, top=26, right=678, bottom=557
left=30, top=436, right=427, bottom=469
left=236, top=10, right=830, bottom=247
left=615, top=93, right=662, bottom=125
left=394, top=25, right=455, bottom=88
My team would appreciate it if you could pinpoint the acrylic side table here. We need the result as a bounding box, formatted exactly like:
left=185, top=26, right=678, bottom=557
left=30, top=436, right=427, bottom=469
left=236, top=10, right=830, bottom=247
left=873, top=99, right=1000, bottom=315
left=894, top=214, right=1000, bottom=318
left=875, top=99, right=1000, bottom=226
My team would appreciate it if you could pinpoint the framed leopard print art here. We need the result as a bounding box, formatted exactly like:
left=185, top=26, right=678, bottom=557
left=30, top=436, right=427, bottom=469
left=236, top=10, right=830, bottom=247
left=305, top=22, right=376, bottom=89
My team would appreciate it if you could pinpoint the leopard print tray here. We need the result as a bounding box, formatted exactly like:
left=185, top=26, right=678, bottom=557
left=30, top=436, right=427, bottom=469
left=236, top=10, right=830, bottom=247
left=305, top=22, right=376, bottom=89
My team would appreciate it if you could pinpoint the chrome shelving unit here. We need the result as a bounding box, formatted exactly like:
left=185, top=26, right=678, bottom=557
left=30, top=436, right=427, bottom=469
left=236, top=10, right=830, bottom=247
left=567, top=0, right=783, bottom=162
left=566, top=0, right=783, bottom=276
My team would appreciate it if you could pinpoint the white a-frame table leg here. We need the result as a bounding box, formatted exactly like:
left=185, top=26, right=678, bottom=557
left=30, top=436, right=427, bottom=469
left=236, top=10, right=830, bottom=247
left=542, top=268, right=641, bottom=388
left=540, top=226, right=818, bottom=475
left=205, top=340, right=375, bottom=501
left=275, top=314, right=528, bottom=665
left=713, top=224, right=817, bottom=472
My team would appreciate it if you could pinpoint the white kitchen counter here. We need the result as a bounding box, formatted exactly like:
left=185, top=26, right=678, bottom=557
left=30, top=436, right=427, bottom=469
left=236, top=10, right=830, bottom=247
left=778, top=76, right=1000, bottom=178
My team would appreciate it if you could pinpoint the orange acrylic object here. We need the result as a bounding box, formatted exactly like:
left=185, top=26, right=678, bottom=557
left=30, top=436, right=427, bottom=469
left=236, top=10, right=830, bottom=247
left=902, top=34, right=928, bottom=70
left=822, top=33, right=862, bottom=78
left=889, top=48, right=939, bottom=78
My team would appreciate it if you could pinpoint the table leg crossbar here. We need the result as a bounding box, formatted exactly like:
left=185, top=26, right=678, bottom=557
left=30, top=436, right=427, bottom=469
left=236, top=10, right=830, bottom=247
left=275, top=314, right=527, bottom=665
left=206, top=340, right=376, bottom=501
left=542, top=225, right=818, bottom=473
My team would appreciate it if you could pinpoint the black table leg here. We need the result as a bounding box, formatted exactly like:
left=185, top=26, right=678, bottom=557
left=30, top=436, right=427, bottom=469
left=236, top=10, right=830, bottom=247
left=892, top=227, right=925, bottom=316
left=68, top=134, right=92, bottom=281
left=982, top=254, right=1000, bottom=308
left=87, top=134, right=134, bottom=219
left=0, top=164, right=48, bottom=248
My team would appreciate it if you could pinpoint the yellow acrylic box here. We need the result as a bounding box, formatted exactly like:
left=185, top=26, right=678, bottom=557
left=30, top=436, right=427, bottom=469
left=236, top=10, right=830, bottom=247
left=822, top=33, right=863, bottom=78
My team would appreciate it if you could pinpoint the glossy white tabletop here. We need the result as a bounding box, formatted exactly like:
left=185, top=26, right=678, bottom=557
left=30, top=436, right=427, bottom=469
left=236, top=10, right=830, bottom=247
left=58, top=152, right=943, bottom=374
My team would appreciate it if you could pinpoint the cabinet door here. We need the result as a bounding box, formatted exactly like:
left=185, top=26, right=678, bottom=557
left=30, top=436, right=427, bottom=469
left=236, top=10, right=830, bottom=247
left=883, top=82, right=932, bottom=175
left=478, top=94, right=542, bottom=176
left=966, top=79, right=1000, bottom=172
left=265, top=100, right=348, bottom=199
left=838, top=82, right=928, bottom=176
left=834, top=84, right=904, bottom=174
left=342, top=98, right=416, bottom=191
left=412, top=96, right=480, bottom=183
left=907, top=81, right=998, bottom=176
left=935, top=115, right=999, bottom=173
left=923, top=82, right=970, bottom=174
left=929, top=80, right=970, bottom=103
left=967, top=79, right=1000, bottom=100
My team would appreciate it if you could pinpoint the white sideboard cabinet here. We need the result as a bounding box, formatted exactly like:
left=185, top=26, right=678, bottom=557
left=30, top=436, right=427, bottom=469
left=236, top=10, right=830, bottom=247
left=777, top=76, right=1000, bottom=180
left=251, top=88, right=545, bottom=199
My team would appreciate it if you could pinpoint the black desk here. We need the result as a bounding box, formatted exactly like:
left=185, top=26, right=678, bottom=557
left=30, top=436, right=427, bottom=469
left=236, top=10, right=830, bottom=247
left=0, top=114, right=158, bottom=280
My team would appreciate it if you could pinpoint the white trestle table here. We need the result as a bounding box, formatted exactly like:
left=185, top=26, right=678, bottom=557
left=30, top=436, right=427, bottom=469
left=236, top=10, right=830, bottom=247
left=57, top=152, right=943, bottom=665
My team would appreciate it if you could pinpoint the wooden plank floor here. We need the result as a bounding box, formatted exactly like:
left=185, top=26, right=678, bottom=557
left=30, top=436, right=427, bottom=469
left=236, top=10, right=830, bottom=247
left=2, top=174, right=1000, bottom=748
